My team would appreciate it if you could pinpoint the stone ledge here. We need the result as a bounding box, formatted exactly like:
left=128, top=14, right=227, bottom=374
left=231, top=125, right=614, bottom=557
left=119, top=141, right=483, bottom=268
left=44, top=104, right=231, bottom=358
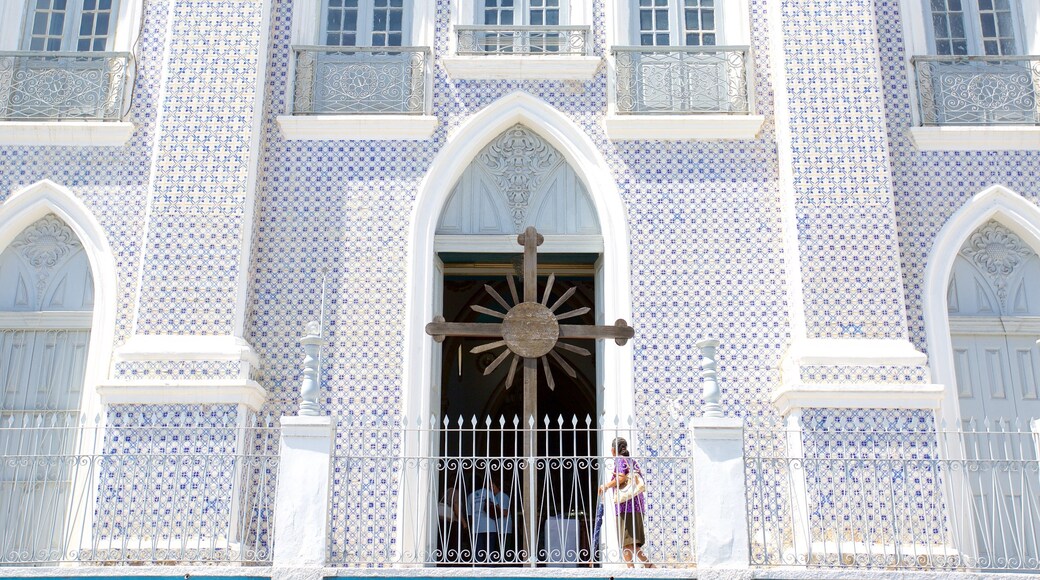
left=97, top=379, right=267, bottom=411
left=605, top=114, right=765, bottom=140
left=771, top=383, right=945, bottom=417
left=909, top=125, right=1040, bottom=151
left=0, top=121, right=135, bottom=146
left=442, top=55, right=602, bottom=80
left=276, top=114, right=438, bottom=140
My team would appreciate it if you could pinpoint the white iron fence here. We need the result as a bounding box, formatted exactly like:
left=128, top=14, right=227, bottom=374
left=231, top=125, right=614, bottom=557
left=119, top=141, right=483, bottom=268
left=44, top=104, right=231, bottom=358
left=290, top=45, right=429, bottom=114
left=745, top=418, right=1040, bottom=571
left=0, top=51, right=132, bottom=121
left=613, top=46, right=751, bottom=114
left=326, top=414, right=695, bottom=567
left=0, top=413, right=279, bottom=565
left=913, top=55, right=1040, bottom=126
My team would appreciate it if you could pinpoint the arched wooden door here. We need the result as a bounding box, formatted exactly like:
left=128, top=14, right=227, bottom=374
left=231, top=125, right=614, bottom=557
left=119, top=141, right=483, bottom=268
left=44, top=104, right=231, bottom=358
left=946, top=220, right=1040, bottom=566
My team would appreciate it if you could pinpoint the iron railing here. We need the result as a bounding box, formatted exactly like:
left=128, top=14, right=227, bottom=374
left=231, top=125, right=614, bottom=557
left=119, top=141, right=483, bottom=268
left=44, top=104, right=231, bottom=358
left=613, top=46, right=751, bottom=114
left=745, top=418, right=1040, bottom=571
left=291, top=45, right=429, bottom=115
left=0, top=414, right=279, bottom=565
left=456, top=26, right=591, bottom=56
left=913, top=55, right=1040, bottom=126
left=0, top=51, right=131, bottom=121
left=326, top=414, right=695, bottom=567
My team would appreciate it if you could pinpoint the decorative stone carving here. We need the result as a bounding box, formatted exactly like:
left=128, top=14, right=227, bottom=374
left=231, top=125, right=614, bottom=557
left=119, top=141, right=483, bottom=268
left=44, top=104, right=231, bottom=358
left=959, top=220, right=1036, bottom=309
left=10, top=215, right=82, bottom=305
left=478, top=124, right=561, bottom=231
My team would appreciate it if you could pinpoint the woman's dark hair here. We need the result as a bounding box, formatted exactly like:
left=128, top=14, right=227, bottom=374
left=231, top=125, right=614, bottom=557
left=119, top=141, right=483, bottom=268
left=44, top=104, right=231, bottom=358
left=611, top=437, right=630, bottom=457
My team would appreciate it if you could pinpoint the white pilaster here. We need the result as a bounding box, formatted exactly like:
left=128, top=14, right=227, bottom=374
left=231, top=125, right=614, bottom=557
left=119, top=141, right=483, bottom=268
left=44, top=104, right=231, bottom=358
left=690, top=417, right=749, bottom=569
left=273, top=415, right=337, bottom=567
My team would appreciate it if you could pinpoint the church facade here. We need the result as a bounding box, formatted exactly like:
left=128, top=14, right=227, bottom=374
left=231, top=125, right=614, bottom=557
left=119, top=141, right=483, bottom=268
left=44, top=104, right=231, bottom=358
left=1, top=0, right=1039, bottom=574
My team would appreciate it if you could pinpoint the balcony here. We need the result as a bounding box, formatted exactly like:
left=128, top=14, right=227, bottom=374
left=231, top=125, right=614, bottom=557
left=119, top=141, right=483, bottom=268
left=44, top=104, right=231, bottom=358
left=606, top=46, right=764, bottom=140
left=0, top=415, right=279, bottom=565
left=277, top=45, right=436, bottom=140
left=0, top=51, right=135, bottom=146
left=909, top=55, right=1040, bottom=151
left=442, top=26, right=600, bottom=81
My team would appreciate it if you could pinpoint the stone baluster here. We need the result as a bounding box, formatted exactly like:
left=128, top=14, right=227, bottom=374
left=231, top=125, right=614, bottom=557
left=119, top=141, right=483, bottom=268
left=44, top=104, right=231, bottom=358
left=299, top=321, right=323, bottom=416
left=697, top=338, right=723, bottom=418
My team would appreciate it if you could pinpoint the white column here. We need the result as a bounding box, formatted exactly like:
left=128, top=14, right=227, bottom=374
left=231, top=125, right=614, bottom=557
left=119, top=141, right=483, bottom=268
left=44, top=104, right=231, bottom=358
left=1032, top=418, right=1040, bottom=461
left=690, top=418, right=750, bottom=569
left=273, top=415, right=337, bottom=567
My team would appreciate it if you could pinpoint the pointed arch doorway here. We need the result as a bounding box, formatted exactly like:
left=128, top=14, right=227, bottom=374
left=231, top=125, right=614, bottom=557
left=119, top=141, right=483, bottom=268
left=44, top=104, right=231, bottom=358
left=433, top=124, right=604, bottom=565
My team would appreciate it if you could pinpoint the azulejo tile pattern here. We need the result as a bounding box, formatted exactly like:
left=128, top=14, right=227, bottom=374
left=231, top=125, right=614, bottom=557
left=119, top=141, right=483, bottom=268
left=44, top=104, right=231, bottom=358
left=0, top=0, right=1037, bottom=567
left=0, top=0, right=171, bottom=351
left=135, top=0, right=266, bottom=338
left=782, top=0, right=911, bottom=342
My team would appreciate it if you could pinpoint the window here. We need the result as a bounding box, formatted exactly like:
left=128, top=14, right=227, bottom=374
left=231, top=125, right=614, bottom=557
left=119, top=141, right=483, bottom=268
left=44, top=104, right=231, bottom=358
left=635, top=0, right=717, bottom=46
left=927, top=0, right=1020, bottom=55
left=481, top=0, right=563, bottom=26
left=21, top=0, right=119, bottom=52
left=322, top=0, right=407, bottom=47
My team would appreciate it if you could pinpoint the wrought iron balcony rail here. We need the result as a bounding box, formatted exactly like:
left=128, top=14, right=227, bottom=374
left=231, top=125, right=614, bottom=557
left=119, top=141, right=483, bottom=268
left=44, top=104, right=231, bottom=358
left=0, top=51, right=131, bottom=121
left=613, top=46, right=751, bottom=114
left=745, top=419, right=1040, bottom=571
left=912, top=55, right=1040, bottom=126
left=455, top=26, right=591, bottom=56
left=0, top=414, right=279, bottom=566
left=327, top=414, right=695, bottom=567
left=291, top=45, right=429, bottom=115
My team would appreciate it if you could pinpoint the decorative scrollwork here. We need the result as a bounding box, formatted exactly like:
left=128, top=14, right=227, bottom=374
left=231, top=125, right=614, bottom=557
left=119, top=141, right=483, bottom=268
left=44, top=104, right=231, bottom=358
left=0, top=51, right=130, bottom=121
left=292, top=46, right=429, bottom=114
left=613, top=46, right=750, bottom=114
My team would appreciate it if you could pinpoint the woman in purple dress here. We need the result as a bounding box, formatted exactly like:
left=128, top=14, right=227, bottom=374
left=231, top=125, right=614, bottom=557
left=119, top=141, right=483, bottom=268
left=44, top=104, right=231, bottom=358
left=598, top=437, right=654, bottom=568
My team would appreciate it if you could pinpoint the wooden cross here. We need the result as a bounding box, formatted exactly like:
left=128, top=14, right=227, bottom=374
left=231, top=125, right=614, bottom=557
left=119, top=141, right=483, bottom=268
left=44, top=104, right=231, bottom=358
left=426, top=226, right=634, bottom=564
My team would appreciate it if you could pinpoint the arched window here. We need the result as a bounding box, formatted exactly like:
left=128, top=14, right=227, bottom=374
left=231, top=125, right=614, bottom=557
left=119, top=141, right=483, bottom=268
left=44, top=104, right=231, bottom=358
left=0, top=213, right=94, bottom=561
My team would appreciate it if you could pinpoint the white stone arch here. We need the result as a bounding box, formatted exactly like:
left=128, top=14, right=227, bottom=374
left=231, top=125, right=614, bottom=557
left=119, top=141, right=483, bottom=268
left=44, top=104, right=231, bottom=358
left=0, top=179, right=117, bottom=421
left=402, top=90, right=634, bottom=425
left=923, top=184, right=1040, bottom=429
left=397, top=92, right=634, bottom=561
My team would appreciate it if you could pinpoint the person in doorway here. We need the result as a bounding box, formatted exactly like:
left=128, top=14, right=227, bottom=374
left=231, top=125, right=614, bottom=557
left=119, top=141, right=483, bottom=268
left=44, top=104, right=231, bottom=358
left=438, top=476, right=470, bottom=564
left=598, top=437, right=654, bottom=568
left=468, top=474, right=508, bottom=563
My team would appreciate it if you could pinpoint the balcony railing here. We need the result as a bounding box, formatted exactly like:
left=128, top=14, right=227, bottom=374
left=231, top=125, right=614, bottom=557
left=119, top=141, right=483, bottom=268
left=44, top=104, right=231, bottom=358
left=0, top=414, right=279, bottom=565
left=613, top=46, right=751, bottom=114
left=913, top=55, right=1040, bottom=126
left=291, top=46, right=429, bottom=115
left=746, top=418, right=1040, bottom=572
left=327, top=414, right=695, bottom=566
left=455, top=26, right=591, bottom=56
left=0, top=51, right=131, bottom=121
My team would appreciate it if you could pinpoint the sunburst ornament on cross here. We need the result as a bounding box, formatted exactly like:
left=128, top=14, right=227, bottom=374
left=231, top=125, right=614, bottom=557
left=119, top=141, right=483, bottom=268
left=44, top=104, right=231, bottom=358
left=426, top=226, right=634, bottom=563
left=425, top=226, right=634, bottom=391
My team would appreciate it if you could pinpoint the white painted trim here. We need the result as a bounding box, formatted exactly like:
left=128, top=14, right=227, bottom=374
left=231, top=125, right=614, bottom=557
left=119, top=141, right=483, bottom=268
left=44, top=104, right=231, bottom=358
left=0, top=122, right=135, bottom=146
left=1, top=0, right=143, bottom=52
left=923, top=185, right=1040, bottom=432
left=435, top=234, right=603, bottom=253
left=783, top=338, right=928, bottom=367
left=909, top=126, right=1040, bottom=152
left=97, top=380, right=267, bottom=411
left=766, top=0, right=809, bottom=346
left=950, top=316, right=1040, bottom=334
left=399, top=90, right=635, bottom=555
left=129, top=0, right=176, bottom=338
left=0, top=180, right=118, bottom=424
left=0, top=311, right=93, bottom=329
left=604, top=114, right=765, bottom=140
left=232, top=0, right=274, bottom=336
left=276, top=115, right=438, bottom=140
left=0, top=3, right=26, bottom=51
left=897, top=0, right=1040, bottom=127
left=115, top=334, right=261, bottom=367
left=441, top=56, right=602, bottom=80
left=771, top=383, right=945, bottom=417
